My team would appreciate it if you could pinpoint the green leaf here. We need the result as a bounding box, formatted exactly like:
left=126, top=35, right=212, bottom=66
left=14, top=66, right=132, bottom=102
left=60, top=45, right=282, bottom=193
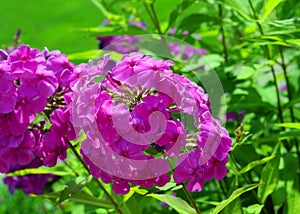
left=236, top=66, right=256, bottom=80
left=57, top=178, right=90, bottom=205
left=257, top=143, right=280, bottom=203
left=68, top=50, right=104, bottom=60
left=90, top=0, right=109, bottom=16
left=243, top=204, right=264, bottom=214
left=261, top=0, right=285, bottom=20
left=239, top=156, right=275, bottom=175
left=167, top=0, right=195, bottom=30
left=70, top=191, right=114, bottom=209
left=216, top=0, right=251, bottom=21
left=275, top=123, right=300, bottom=129
left=147, top=194, right=197, bottom=214
left=223, top=198, right=243, bottom=214
left=68, top=50, right=122, bottom=61
left=6, top=168, right=72, bottom=177
left=178, top=13, right=221, bottom=32
left=286, top=177, right=300, bottom=214
left=212, top=183, right=262, bottom=214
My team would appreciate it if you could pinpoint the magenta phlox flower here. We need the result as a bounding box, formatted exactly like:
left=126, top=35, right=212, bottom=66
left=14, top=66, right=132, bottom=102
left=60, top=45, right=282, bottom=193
left=38, top=130, right=68, bottom=167
left=0, top=131, right=35, bottom=171
left=173, top=150, right=209, bottom=192
left=8, top=45, right=45, bottom=77
left=50, top=108, right=76, bottom=141
left=15, top=84, right=47, bottom=123
left=20, top=68, right=58, bottom=98
left=0, top=112, right=28, bottom=136
left=46, top=53, right=76, bottom=87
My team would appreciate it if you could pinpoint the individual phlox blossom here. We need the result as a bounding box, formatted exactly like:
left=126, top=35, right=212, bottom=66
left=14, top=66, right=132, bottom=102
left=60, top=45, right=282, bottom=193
left=46, top=51, right=77, bottom=87
left=7, top=45, right=45, bottom=77
left=15, top=84, right=47, bottom=124
left=0, top=131, right=35, bottom=173
left=37, top=108, right=75, bottom=167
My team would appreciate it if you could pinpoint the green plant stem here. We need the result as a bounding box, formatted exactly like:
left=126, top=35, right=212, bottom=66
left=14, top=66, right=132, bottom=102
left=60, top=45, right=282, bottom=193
left=218, top=4, right=228, bottom=64
left=278, top=46, right=300, bottom=161
left=142, top=1, right=172, bottom=57
left=248, top=0, right=290, bottom=151
left=182, top=184, right=202, bottom=214
left=67, top=141, right=123, bottom=214
left=229, top=153, right=269, bottom=214
left=63, top=160, right=79, bottom=176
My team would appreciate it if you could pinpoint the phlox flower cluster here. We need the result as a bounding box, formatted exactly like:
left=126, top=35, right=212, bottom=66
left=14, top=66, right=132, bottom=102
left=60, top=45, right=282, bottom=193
left=72, top=52, right=232, bottom=194
left=0, top=45, right=76, bottom=194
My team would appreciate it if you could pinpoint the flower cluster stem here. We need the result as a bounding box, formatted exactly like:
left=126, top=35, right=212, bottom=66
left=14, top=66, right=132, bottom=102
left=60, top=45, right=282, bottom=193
left=67, top=141, right=123, bottom=214
left=142, top=1, right=172, bottom=57
left=218, top=4, right=228, bottom=64
left=182, top=184, right=202, bottom=214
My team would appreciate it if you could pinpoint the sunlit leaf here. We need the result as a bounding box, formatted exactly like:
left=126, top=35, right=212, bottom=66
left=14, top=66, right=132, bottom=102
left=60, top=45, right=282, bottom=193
left=6, top=168, right=72, bottom=177
left=239, top=156, right=275, bottom=175
left=70, top=191, right=114, bottom=209
left=258, top=143, right=280, bottom=203
left=147, top=193, right=197, bottom=214
left=275, top=123, right=300, bottom=129
left=212, top=183, right=262, bottom=214
left=261, top=0, right=285, bottom=20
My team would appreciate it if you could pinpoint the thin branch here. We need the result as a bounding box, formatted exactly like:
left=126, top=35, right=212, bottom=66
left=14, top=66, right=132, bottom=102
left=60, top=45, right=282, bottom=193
left=67, top=141, right=123, bottom=214
left=218, top=4, right=228, bottom=64
left=182, top=184, right=202, bottom=214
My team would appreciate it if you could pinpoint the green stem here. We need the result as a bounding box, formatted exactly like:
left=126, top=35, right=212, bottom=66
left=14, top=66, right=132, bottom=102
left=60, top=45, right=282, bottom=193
left=229, top=153, right=269, bottom=214
left=182, top=184, right=202, bottom=214
left=67, top=141, right=123, bottom=214
left=248, top=0, right=290, bottom=151
left=218, top=4, right=228, bottom=64
left=142, top=1, right=172, bottom=57
left=278, top=46, right=300, bottom=162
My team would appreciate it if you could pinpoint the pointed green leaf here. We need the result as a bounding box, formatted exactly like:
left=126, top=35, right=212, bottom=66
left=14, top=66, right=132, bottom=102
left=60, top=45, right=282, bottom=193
left=286, top=177, right=300, bottom=214
left=216, top=0, right=251, bottom=21
left=212, top=183, right=262, bottom=214
left=147, top=194, right=197, bottom=214
left=275, top=123, right=300, bottom=129
left=261, top=0, right=285, bottom=20
left=239, top=156, right=275, bottom=175
left=70, top=191, right=114, bottom=209
left=258, top=143, right=280, bottom=203
left=6, top=168, right=72, bottom=177
left=243, top=204, right=264, bottom=214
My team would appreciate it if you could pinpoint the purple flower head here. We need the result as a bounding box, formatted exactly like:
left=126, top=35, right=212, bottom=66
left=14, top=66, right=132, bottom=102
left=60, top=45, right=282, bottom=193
left=72, top=53, right=231, bottom=194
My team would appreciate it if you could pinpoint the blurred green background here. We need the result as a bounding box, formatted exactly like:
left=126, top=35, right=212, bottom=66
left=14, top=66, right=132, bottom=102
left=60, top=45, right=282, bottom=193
left=0, top=0, right=103, bottom=53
